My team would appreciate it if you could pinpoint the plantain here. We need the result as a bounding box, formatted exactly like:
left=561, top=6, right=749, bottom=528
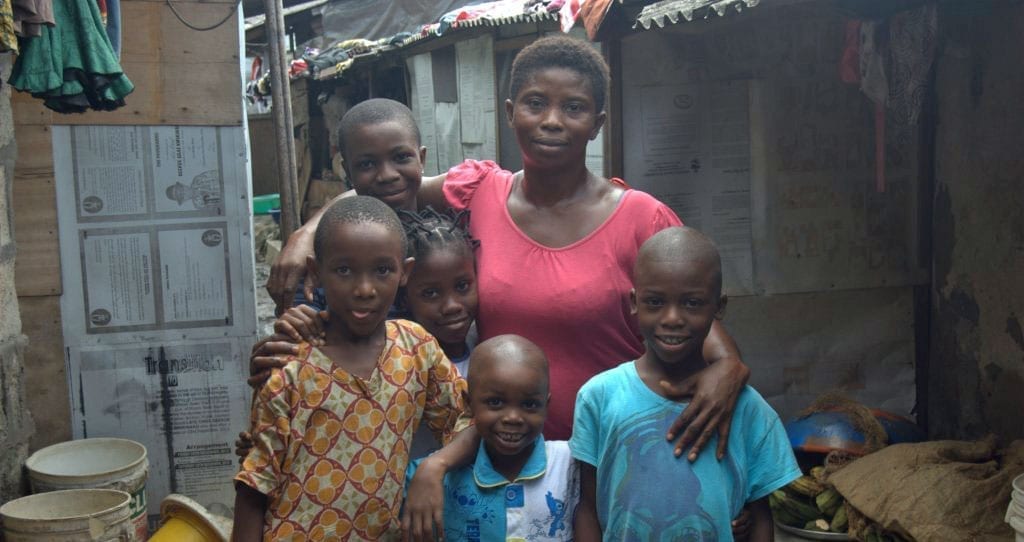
left=830, top=504, right=848, bottom=532
left=771, top=490, right=822, bottom=523
left=815, top=487, right=842, bottom=517
left=810, top=465, right=827, bottom=481
left=804, top=518, right=830, bottom=531
left=788, top=475, right=825, bottom=497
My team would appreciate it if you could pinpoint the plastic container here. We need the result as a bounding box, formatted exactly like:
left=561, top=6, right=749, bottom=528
left=26, top=438, right=149, bottom=541
left=149, top=494, right=230, bottom=542
left=252, top=193, right=280, bottom=215
left=0, top=488, right=134, bottom=541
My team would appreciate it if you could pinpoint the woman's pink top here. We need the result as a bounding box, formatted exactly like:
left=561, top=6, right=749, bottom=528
left=444, top=160, right=682, bottom=439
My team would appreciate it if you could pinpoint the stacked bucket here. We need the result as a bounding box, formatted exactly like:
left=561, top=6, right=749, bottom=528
left=1009, top=473, right=1024, bottom=542
left=0, top=438, right=148, bottom=541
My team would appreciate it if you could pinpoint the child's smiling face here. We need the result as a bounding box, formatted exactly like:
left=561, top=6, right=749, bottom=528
left=631, top=255, right=724, bottom=368
left=404, top=246, right=478, bottom=356
left=308, top=220, right=411, bottom=340
left=466, top=339, right=549, bottom=473
left=342, top=120, right=426, bottom=212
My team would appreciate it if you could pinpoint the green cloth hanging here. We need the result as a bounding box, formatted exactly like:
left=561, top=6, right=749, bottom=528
left=8, top=0, right=132, bottom=113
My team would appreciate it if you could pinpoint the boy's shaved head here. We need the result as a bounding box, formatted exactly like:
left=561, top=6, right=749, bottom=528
left=314, top=195, right=407, bottom=261
left=467, top=335, right=549, bottom=393
left=636, top=227, right=723, bottom=297
left=337, top=98, right=420, bottom=158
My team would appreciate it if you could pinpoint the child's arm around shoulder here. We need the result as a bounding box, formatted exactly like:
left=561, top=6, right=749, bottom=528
left=403, top=324, right=479, bottom=541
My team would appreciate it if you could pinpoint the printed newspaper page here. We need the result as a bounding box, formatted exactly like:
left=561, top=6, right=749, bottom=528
left=53, top=125, right=257, bottom=526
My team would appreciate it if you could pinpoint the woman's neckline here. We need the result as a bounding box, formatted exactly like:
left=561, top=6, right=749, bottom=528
left=501, top=169, right=629, bottom=251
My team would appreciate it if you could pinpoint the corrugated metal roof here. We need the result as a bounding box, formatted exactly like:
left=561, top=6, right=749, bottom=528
left=456, top=9, right=559, bottom=27
left=633, top=0, right=760, bottom=30
left=244, top=0, right=328, bottom=31
left=314, top=8, right=559, bottom=81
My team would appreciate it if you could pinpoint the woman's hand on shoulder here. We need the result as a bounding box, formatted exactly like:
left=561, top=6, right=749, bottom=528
left=660, top=354, right=749, bottom=461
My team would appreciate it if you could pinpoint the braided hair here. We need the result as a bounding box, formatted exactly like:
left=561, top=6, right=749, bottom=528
left=398, top=206, right=479, bottom=260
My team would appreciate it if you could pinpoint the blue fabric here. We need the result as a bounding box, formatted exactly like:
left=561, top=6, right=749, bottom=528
left=407, top=437, right=578, bottom=541
left=570, top=362, right=801, bottom=542
left=105, top=0, right=120, bottom=57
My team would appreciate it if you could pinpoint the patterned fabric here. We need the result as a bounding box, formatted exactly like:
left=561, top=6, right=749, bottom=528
left=406, top=438, right=580, bottom=541
left=236, top=320, right=468, bottom=541
left=1, top=0, right=15, bottom=53
left=571, top=362, right=801, bottom=541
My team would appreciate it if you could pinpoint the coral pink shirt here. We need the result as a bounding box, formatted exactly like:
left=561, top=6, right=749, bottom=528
left=444, top=160, right=682, bottom=439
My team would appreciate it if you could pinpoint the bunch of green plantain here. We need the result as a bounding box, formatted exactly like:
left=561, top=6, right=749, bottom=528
left=769, top=469, right=849, bottom=534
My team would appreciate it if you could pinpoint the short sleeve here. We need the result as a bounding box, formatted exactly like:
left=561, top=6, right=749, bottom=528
left=568, top=380, right=602, bottom=467
left=442, top=159, right=502, bottom=211
left=235, top=368, right=296, bottom=497
left=745, top=402, right=802, bottom=502
left=420, top=337, right=469, bottom=445
left=651, top=201, right=683, bottom=229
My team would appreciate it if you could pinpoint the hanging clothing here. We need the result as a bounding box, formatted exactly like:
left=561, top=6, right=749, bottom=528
left=8, top=0, right=132, bottom=113
left=1, top=0, right=16, bottom=53
left=12, top=0, right=54, bottom=37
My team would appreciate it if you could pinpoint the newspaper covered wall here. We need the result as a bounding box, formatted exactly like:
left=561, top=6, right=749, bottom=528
left=53, top=125, right=257, bottom=524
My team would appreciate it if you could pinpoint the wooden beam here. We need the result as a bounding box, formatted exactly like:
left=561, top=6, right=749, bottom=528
left=12, top=124, right=60, bottom=297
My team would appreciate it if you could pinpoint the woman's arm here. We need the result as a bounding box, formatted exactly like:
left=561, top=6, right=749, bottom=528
left=231, top=484, right=267, bottom=541
left=662, top=319, right=750, bottom=460
left=574, top=463, right=602, bottom=542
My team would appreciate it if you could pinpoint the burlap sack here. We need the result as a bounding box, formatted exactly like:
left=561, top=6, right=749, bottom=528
left=828, top=436, right=1024, bottom=541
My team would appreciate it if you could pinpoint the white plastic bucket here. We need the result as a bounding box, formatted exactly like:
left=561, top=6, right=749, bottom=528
left=0, top=488, right=134, bottom=541
left=26, top=438, right=149, bottom=541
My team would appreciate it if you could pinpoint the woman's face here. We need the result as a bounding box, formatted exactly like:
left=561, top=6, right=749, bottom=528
left=505, top=67, right=605, bottom=170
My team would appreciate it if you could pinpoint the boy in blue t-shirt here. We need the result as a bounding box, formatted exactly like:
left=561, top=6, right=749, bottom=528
left=571, top=227, right=800, bottom=542
left=407, top=334, right=579, bottom=541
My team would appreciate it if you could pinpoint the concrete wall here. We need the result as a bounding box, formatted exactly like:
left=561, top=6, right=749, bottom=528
left=0, top=53, right=34, bottom=502
left=929, top=2, right=1024, bottom=440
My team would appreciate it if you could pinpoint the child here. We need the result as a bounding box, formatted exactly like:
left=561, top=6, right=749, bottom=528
left=233, top=196, right=469, bottom=541
left=284, top=97, right=427, bottom=313
left=398, top=206, right=479, bottom=376
left=243, top=206, right=481, bottom=460
left=571, top=227, right=800, bottom=541
left=406, top=334, right=579, bottom=541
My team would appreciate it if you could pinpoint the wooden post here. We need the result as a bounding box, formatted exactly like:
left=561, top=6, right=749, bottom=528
left=264, top=0, right=300, bottom=238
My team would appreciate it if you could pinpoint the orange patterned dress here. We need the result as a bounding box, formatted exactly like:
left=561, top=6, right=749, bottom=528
left=235, top=320, right=467, bottom=541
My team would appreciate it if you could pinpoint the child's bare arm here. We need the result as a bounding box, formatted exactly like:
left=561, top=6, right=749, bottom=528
left=231, top=483, right=267, bottom=541
left=266, top=189, right=356, bottom=312
left=402, top=426, right=479, bottom=541
left=417, top=174, right=450, bottom=210
left=575, top=462, right=602, bottom=542
left=747, top=496, right=774, bottom=542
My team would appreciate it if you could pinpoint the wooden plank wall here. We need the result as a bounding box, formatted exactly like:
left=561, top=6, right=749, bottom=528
left=12, top=0, right=243, bottom=450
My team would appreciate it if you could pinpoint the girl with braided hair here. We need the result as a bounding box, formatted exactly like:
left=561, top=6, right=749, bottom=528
left=398, top=206, right=479, bottom=376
